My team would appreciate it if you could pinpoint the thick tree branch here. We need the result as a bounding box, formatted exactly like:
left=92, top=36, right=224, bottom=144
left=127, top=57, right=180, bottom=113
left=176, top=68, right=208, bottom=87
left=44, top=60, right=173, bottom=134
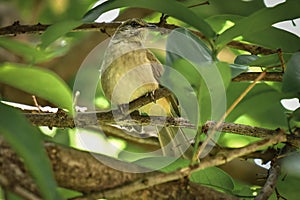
left=70, top=133, right=286, bottom=199
left=0, top=138, right=42, bottom=199
left=0, top=139, right=238, bottom=200
left=0, top=121, right=292, bottom=199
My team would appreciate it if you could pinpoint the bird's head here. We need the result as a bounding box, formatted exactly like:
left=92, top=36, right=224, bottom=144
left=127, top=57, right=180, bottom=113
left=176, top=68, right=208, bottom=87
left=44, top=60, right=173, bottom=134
left=113, top=18, right=156, bottom=42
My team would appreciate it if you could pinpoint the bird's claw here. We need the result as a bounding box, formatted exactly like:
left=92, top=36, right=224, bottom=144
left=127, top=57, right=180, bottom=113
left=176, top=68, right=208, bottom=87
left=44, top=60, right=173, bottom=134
left=146, top=91, right=156, bottom=103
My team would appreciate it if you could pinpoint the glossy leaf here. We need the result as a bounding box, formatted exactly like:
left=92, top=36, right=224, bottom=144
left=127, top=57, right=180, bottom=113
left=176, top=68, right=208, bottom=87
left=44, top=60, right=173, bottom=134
left=0, top=38, right=63, bottom=64
left=205, top=14, right=243, bottom=34
left=40, top=20, right=82, bottom=49
left=190, top=167, right=235, bottom=192
left=0, top=63, right=73, bottom=114
left=249, top=53, right=292, bottom=67
left=192, top=0, right=265, bottom=19
left=133, top=156, right=190, bottom=172
left=229, top=63, right=249, bottom=78
left=0, top=103, right=62, bottom=200
left=226, top=82, right=287, bottom=129
left=292, top=107, right=300, bottom=122
left=234, top=55, right=259, bottom=65
left=83, top=0, right=215, bottom=38
left=244, top=26, right=300, bottom=53
left=165, top=28, right=229, bottom=124
left=216, top=0, right=300, bottom=47
left=282, top=52, right=300, bottom=93
left=270, top=172, right=300, bottom=199
left=166, top=28, right=212, bottom=66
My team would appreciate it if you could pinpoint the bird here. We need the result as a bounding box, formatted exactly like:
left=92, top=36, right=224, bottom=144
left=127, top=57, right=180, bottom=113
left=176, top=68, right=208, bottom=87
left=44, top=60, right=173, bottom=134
left=100, top=18, right=193, bottom=159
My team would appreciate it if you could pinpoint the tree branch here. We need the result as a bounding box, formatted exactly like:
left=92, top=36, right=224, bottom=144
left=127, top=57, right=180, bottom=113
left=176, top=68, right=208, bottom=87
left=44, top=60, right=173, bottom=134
left=203, top=121, right=277, bottom=138
left=0, top=121, right=292, bottom=199
left=0, top=21, right=121, bottom=37
left=227, top=41, right=278, bottom=55
left=232, top=72, right=283, bottom=82
left=23, top=88, right=195, bottom=129
left=203, top=121, right=300, bottom=148
left=0, top=139, right=238, bottom=200
left=70, top=133, right=287, bottom=199
left=0, top=21, right=279, bottom=55
left=255, top=161, right=281, bottom=200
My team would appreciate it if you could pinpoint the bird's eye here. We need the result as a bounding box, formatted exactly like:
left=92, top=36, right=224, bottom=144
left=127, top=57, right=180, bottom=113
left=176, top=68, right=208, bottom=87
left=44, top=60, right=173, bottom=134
left=130, top=21, right=141, bottom=27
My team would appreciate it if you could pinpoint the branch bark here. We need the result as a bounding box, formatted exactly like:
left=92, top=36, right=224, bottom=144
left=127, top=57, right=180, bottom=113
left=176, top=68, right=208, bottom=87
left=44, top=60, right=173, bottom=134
left=0, top=21, right=279, bottom=56
left=232, top=72, right=283, bottom=82
left=255, top=161, right=281, bottom=200
left=69, top=133, right=287, bottom=199
left=0, top=139, right=238, bottom=200
left=0, top=118, right=293, bottom=199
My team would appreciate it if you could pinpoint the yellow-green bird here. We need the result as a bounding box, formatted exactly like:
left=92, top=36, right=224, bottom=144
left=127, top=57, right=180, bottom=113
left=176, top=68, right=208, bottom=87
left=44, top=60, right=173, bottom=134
left=100, top=18, right=193, bottom=159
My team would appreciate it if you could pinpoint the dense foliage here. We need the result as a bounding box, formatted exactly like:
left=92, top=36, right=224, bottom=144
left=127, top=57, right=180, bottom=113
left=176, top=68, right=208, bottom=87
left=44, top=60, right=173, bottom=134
left=0, top=0, right=300, bottom=199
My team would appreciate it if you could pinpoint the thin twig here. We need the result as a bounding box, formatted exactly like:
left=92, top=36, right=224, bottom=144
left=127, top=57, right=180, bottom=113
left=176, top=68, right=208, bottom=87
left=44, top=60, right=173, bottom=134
left=187, top=1, right=210, bottom=8
left=277, top=49, right=286, bottom=72
left=31, top=95, right=42, bottom=113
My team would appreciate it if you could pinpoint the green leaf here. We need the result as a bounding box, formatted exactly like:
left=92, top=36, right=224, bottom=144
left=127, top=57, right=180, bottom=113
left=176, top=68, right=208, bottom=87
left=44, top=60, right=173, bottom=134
left=192, top=0, right=266, bottom=18
left=166, top=60, right=229, bottom=124
left=234, top=55, right=259, bottom=65
left=229, top=64, right=249, bottom=78
left=83, top=0, right=215, bottom=39
left=0, top=103, right=62, bottom=200
left=232, top=55, right=257, bottom=77
left=6, top=191, right=24, bottom=200
left=249, top=53, right=292, bottom=67
left=164, top=28, right=216, bottom=125
left=40, top=20, right=82, bottom=49
left=227, top=82, right=287, bottom=129
left=164, top=29, right=230, bottom=124
left=292, top=107, right=300, bottom=122
left=0, top=38, right=62, bottom=64
left=282, top=52, right=300, bottom=93
left=0, top=63, right=73, bottom=115
left=216, top=0, right=300, bottom=47
left=190, top=167, right=235, bottom=192
left=133, top=156, right=190, bottom=172
left=270, top=171, right=300, bottom=199
left=243, top=26, right=300, bottom=53
left=166, top=28, right=212, bottom=66
left=205, top=14, right=243, bottom=34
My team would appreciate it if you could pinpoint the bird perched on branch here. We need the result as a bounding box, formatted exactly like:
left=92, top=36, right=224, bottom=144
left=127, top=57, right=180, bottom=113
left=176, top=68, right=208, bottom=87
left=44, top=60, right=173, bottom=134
left=100, top=18, right=193, bottom=159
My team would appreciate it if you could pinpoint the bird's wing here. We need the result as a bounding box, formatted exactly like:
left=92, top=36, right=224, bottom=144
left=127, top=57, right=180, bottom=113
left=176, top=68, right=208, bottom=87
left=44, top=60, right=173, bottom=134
left=146, top=50, right=164, bottom=82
